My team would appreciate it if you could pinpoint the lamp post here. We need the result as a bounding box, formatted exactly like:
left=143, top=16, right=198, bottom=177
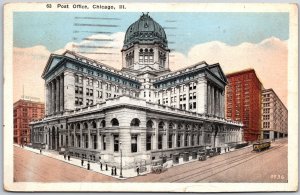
left=119, top=141, right=123, bottom=178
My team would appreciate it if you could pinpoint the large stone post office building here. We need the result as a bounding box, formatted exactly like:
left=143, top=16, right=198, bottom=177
left=30, top=13, right=243, bottom=169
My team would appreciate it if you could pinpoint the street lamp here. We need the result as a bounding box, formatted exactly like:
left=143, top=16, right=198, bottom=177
left=119, top=141, right=123, bottom=178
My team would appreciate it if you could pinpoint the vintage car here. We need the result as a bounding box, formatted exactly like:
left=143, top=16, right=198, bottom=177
left=198, top=152, right=207, bottom=161
left=151, top=159, right=167, bottom=174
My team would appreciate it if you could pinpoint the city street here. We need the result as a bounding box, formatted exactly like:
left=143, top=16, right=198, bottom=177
left=14, top=138, right=287, bottom=183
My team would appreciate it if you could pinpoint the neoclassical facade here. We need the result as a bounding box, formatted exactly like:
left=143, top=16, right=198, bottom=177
left=30, top=13, right=243, bottom=169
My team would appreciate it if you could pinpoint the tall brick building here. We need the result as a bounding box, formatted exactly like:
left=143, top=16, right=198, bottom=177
left=14, top=99, right=45, bottom=145
left=225, top=69, right=262, bottom=142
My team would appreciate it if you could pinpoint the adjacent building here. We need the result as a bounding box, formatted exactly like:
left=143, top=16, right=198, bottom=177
left=261, top=88, right=288, bottom=140
left=225, top=69, right=262, bottom=142
left=14, top=99, right=45, bottom=145
left=30, top=13, right=243, bottom=169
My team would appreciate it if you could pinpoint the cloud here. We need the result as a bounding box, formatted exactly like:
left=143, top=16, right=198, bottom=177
left=13, top=35, right=288, bottom=107
left=170, top=37, right=288, bottom=106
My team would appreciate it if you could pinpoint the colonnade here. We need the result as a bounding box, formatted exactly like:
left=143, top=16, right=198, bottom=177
left=207, top=82, right=224, bottom=117
left=46, top=74, right=64, bottom=115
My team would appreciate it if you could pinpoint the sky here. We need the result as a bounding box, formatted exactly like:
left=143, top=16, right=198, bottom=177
left=13, top=12, right=289, bottom=106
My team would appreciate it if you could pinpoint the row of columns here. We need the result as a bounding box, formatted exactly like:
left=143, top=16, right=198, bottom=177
left=207, top=82, right=224, bottom=117
left=46, top=74, right=64, bottom=115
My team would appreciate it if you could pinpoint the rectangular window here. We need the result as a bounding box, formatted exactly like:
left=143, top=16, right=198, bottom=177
left=75, top=86, right=79, bottom=94
left=146, top=134, right=151, bottom=151
left=177, top=134, right=181, bottom=147
left=90, top=89, right=93, bottom=96
left=79, top=87, right=83, bottom=94
left=114, top=135, right=119, bottom=152
left=184, top=135, right=188, bottom=146
left=131, top=135, right=138, bottom=153
left=85, top=134, right=88, bottom=148
left=193, top=102, right=196, bottom=109
left=158, top=134, right=163, bottom=149
left=102, top=135, right=106, bottom=150
left=168, top=134, right=173, bottom=148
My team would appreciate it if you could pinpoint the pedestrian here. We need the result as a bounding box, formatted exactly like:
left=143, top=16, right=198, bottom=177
left=64, top=153, right=66, bottom=160
left=100, top=162, right=103, bottom=171
left=136, top=166, right=140, bottom=176
left=39, top=148, right=42, bottom=154
left=68, top=155, right=70, bottom=161
left=87, top=161, right=90, bottom=170
left=105, top=163, right=108, bottom=171
left=114, top=167, right=117, bottom=176
left=81, top=158, right=84, bottom=166
left=111, top=167, right=114, bottom=175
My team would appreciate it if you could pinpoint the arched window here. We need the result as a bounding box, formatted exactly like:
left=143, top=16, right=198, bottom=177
left=158, top=121, right=165, bottom=131
left=111, top=118, right=119, bottom=126
left=71, top=124, right=74, bottom=130
left=178, top=123, right=184, bottom=130
left=100, top=120, right=106, bottom=128
left=168, top=122, right=174, bottom=130
left=76, top=123, right=80, bottom=130
left=83, top=122, right=88, bottom=129
left=146, top=120, right=153, bottom=128
left=130, top=118, right=140, bottom=127
left=92, top=121, right=97, bottom=129
left=60, top=124, right=63, bottom=129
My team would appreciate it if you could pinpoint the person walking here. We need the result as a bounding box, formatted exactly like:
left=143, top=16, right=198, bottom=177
left=87, top=161, right=90, bottom=170
left=64, top=153, right=66, bottom=160
left=68, top=155, right=70, bottom=161
left=100, top=162, right=103, bottom=171
left=136, top=166, right=140, bottom=176
left=81, top=158, right=84, bottom=166
left=39, top=148, right=42, bottom=154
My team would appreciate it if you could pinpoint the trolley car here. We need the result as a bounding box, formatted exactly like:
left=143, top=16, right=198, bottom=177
left=253, top=141, right=271, bottom=152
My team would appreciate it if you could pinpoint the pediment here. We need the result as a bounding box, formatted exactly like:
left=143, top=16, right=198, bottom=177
left=42, top=55, right=63, bottom=78
left=208, top=64, right=227, bottom=83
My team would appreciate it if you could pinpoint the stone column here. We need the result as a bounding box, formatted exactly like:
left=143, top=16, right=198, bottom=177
left=152, top=120, right=158, bottom=150
left=186, top=84, right=189, bottom=110
left=211, top=86, right=215, bottom=115
left=207, top=83, right=211, bottom=114
left=176, top=86, right=180, bottom=108
left=51, top=81, right=55, bottom=114
left=88, top=128, right=92, bottom=149
left=56, top=78, right=60, bottom=113
left=164, top=121, right=168, bottom=149
left=168, top=90, right=171, bottom=107
left=45, top=83, right=49, bottom=115
left=216, top=89, right=219, bottom=116
left=60, top=75, right=64, bottom=112
left=174, top=127, right=178, bottom=148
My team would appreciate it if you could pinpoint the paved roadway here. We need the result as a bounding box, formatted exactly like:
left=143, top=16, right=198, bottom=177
left=14, top=138, right=287, bottom=183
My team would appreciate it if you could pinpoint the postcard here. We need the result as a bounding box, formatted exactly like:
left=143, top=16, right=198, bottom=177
left=3, top=2, right=298, bottom=192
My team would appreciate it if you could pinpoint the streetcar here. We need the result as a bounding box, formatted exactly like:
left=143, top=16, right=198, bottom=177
left=253, top=141, right=271, bottom=152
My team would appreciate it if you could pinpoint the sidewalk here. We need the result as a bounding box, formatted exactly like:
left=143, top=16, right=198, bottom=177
left=14, top=144, right=149, bottom=180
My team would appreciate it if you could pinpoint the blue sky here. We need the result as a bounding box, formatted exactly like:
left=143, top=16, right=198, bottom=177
left=13, top=12, right=289, bottom=54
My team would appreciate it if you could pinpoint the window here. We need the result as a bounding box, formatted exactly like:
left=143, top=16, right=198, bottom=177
left=184, top=135, right=188, bottom=146
left=146, top=134, right=151, bottom=150
left=131, top=135, right=138, bottom=153
left=168, top=134, right=173, bottom=148
left=102, top=135, right=106, bottom=150
left=177, top=134, right=181, bottom=147
left=93, top=135, right=97, bottom=149
left=130, top=118, right=140, bottom=127
left=158, top=134, right=163, bottom=149
left=111, top=118, right=119, bottom=126
left=85, top=134, right=88, bottom=148
left=114, top=135, right=119, bottom=152
left=78, top=76, right=83, bottom=84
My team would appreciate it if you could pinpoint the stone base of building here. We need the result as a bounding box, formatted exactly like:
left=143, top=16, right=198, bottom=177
left=261, top=130, right=288, bottom=140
